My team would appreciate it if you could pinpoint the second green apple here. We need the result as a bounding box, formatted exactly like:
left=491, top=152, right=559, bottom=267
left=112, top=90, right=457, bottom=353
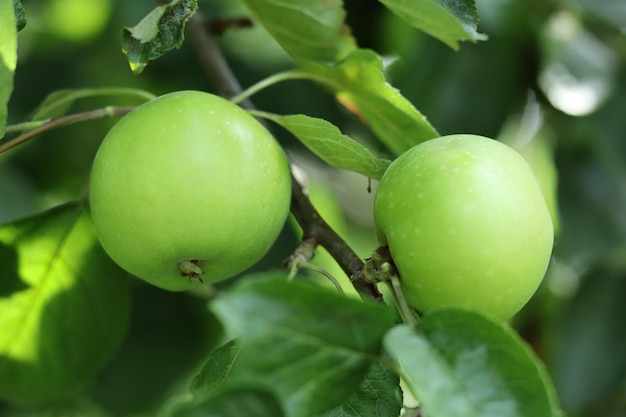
left=374, top=134, right=554, bottom=320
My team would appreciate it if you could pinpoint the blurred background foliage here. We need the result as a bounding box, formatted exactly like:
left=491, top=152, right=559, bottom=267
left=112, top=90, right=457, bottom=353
left=1, top=0, right=626, bottom=416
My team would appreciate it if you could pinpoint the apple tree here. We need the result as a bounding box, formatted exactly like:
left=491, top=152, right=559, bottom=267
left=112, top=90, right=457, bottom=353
left=1, top=1, right=625, bottom=416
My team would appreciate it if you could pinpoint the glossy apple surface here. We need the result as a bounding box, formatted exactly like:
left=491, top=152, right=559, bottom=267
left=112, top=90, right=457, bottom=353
left=374, top=134, right=554, bottom=319
left=90, top=91, right=292, bottom=291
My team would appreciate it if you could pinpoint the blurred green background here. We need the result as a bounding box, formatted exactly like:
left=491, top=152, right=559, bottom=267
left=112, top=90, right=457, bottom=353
left=1, top=0, right=626, bottom=416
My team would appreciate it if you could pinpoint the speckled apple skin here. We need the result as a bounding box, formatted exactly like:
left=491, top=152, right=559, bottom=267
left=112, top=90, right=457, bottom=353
left=374, top=134, right=554, bottom=320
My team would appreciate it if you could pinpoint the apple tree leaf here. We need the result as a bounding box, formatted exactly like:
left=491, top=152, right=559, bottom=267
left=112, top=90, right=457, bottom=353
left=0, top=0, right=18, bottom=138
left=0, top=204, right=131, bottom=405
left=256, top=112, right=391, bottom=180
left=300, top=49, right=439, bottom=156
left=379, top=0, right=486, bottom=50
left=318, top=361, right=402, bottom=417
left=174, top=385, right=285, bottom=417
left=181, top=341, right=284, bottom=416
left=384, top=310, right=562, bottom=417
left=121, top=0, right=198, bottom=74
left=13, top=0, right=26, bottom=31
left=190, top=340, right=241, bottom=396
left=240, top=0, right=356, bottom=63
left=210, top=272, right=396, bottom=417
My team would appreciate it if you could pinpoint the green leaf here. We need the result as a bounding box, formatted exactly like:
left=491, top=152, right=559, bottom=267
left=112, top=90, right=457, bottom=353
left=379, top=0, right=486, bottom=50
left=174, top=386, right=285, bottom=417
left=0, top=0, right=18, bottom=137
left=210, top=272, right=396, bottom=417
left=384, top=310, right=562, bottom=417
left=31, top=87, right=156, bottom=121
left=257, top=112, right=391, bottom=180
left=241, top=0, right=356, bottom=63
left=13, top=0, right=26, bottom=31
left=121, top=0, right=198, bottom=74
left=301, top=49, right=439, bottom=156
left=0, top=204, right=131, bottom=405
left=318, top=361, right=402, bottom=417
left=190, top=340, right=242, bottom=396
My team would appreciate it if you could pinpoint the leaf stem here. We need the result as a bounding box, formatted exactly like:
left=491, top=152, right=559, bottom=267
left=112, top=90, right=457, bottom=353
left=230, top=70, right=309, bottom=104
left=0, top=106, right=136, bottom=155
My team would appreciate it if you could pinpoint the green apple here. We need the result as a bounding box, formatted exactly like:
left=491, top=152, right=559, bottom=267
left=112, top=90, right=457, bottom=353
left=89, top=91, right=292, bottom=291
left=374, top=134, right=554, bottom=320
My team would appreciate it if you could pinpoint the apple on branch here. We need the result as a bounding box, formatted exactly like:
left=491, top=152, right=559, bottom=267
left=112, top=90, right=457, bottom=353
left=374, top=134, right=554, bottom=320
left=89, top=91, right=292, bottom=291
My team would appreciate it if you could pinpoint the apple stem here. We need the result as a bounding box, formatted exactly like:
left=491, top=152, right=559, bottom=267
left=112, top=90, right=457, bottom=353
left=389, top=275, right=420, bottom=328
left=179, top=259, right=205, bottom=282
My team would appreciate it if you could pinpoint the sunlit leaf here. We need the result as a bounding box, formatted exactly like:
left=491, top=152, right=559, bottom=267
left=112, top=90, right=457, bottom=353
left=301, top=49, right=439, bottom=156
left=257, top=112, right=391, bottom=180
left=121, top=0, right=198, bottom=74
left=210, top=272, right=396, bottom=417
left=0, top=0, right=18, bottom=137
left=241, top=0, right=356, bottom=63
left=384, top=310, right=562, bottom=417
left=0, top=204, right=131, bottom=405
left=379, top=0, right=486, bottom=50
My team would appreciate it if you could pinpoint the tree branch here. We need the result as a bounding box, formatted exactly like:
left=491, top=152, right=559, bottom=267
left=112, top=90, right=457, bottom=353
left=0, top=106, right=135, bottom=155
left=184, top=10, right=381, bottom=301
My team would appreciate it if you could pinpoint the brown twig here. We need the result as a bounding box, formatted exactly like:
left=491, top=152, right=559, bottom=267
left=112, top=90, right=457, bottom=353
left=184, top=9, right=381, bottom=301
left=0, top=106, right=135, bottom=155
left=290, top=177, right=382, bottom=300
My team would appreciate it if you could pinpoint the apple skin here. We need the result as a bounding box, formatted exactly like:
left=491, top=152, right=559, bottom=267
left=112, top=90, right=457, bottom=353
left=89, top=91, right=292, bottom=291
left=374, top=134, right=554, bottom=320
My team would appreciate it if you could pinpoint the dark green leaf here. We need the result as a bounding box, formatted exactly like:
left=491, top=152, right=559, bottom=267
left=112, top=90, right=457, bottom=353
left=191, top=340, right=241, bottom=396
left=13, top=0, right=26, bottom=31
left=174, top=386, right=284, bottom=417
left=379, top=0, right=486, bottom=50
left=301, top=49, right=439, bottom=156
left=258, top=113, right=391, bottom=180
left=0, top=0, right=18, bottom=137
left=241, top=0, right=356, bottom=63
left=318, top=361, right=402, bottom=417
left=384, top=310, right=562, bottom=417
left=0, top=204, right=131, bottom=405
left=121, top=0, right=198, bottom=74
left=210, top=272, right=396, bottom=417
